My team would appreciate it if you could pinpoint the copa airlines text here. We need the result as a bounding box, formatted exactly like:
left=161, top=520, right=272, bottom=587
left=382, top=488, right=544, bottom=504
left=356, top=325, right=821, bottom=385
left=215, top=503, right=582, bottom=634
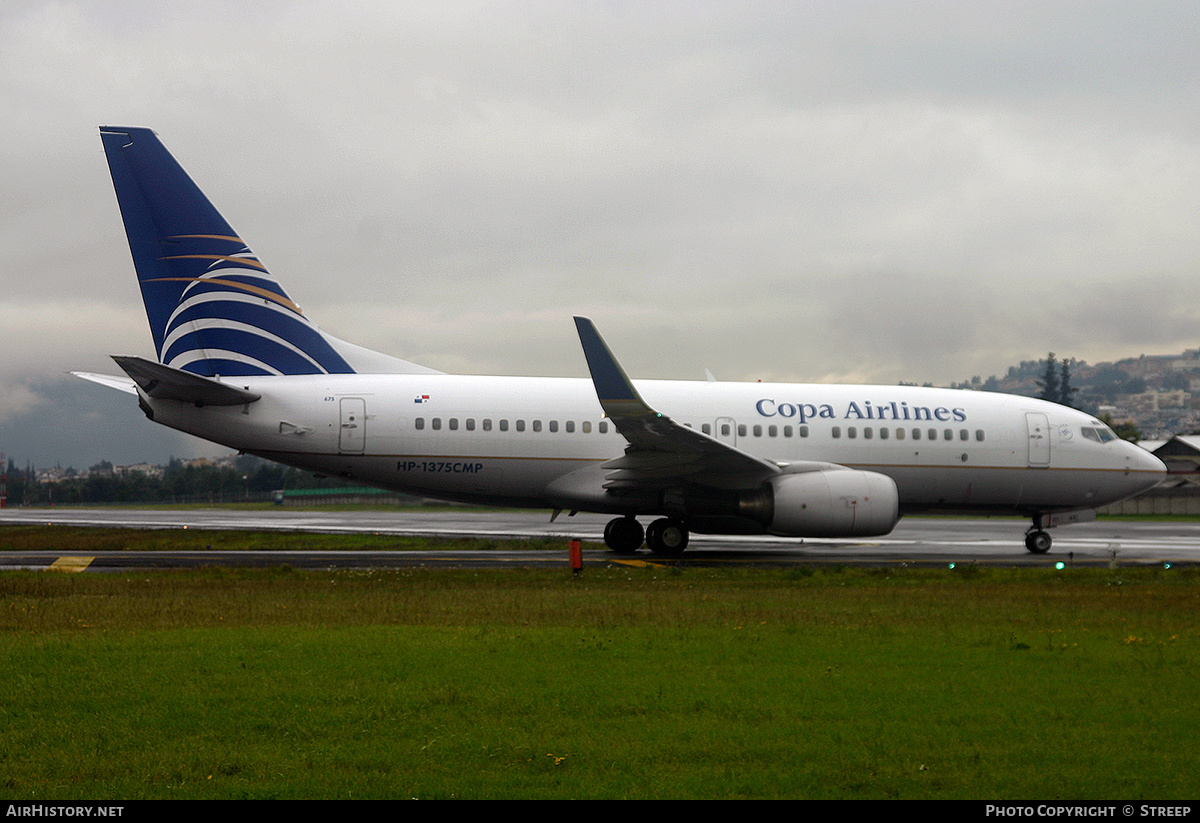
left=755, top=398, right=967, bottom=423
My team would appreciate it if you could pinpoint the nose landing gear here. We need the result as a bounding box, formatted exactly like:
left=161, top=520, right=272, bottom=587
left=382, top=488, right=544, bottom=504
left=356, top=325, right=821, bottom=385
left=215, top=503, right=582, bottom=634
left=1024, top=528, right=1052, bottom=554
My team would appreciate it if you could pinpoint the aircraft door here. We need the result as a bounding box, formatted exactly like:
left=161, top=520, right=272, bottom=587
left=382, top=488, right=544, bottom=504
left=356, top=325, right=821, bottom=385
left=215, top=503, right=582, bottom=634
left=339, top=397, right=366, bottom=454
left=1026, top=412, right=1050, bottom=467
left=715, top=417, right=737, bottom=446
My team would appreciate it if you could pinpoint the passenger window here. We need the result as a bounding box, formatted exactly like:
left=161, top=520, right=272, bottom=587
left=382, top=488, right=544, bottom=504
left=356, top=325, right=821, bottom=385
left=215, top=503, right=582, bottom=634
left=432, top=418, right=442, bottom=431
left=449, top=418, right=459, bottom=431
left=466, top=418, right=475, bottom=431
left=784, top=425, right=793, bottom=437
left=599, top=422, right=609, bottom=434
left=532, top=420, right=542, bottom=432
left=975, top=430, right=984, bottom=441
left=516, top=420, right=526, bottom=432
left=415, top=418, right=425, bottom=430
left=768, top=425, right=778, bottom=437
left=864, top=427, right=873, bottom=440
left=896, top=428, right=905, bottom=440
left=483, top=419, right=492, bottom=431
left=753, top=425, right=762, bottom=437
left=848, top=427, right=857, bottom=439
left=702, top=423, right=712, bottom=435
left=499, top=419, right=509, bottom=432
left=832, top=427, right=841, bottom=439
left=799, top=425, right=809, bottom=438
left=549, top=421, right=558, bottom=433
left=582, top=421, right=591, bottom=433
left=911, top=428, right=920, bottom=441
left=565, top=421, right=574, bottom=433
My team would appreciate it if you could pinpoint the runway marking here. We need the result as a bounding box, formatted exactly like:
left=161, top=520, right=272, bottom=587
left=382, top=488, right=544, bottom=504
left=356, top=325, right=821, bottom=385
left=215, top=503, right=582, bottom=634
left=49, top=556, right=94, bottom=573
left=610, top=558, right=667, bottom=568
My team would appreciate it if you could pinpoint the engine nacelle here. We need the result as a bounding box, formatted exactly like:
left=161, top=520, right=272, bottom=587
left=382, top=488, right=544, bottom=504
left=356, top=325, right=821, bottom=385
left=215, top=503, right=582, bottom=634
left=762, top=469, right=900, bottom=537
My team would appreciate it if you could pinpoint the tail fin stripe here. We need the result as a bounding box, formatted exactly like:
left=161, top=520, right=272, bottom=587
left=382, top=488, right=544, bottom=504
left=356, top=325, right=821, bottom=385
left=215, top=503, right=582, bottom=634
left=161, top=300, right=352, bottom=374
left=169, top=234, right=245, bottom=242
left=164, top=300, right=324, bottom=348
left=170, top=355, right=276, bottom=378
left=158, top=255, right=269, bottom=272
left=164, top=328, right=326, bottom=375
left=151, top=276, right=301, bottom=312
left=162, top=321, right=316, bottom=365
left=165, top=294, right=308, bottom=335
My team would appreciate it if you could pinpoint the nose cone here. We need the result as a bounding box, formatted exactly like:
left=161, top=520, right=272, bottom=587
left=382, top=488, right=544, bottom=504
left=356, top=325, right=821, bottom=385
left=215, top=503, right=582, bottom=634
left=1124, top=442, right=1167, bottom=495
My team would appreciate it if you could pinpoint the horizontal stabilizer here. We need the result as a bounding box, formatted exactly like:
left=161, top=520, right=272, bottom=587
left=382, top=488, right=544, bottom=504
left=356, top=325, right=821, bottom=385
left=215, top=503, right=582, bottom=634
left=111, top=355, right=261, bottom=406
left=71, top=371, right=138, bottom=395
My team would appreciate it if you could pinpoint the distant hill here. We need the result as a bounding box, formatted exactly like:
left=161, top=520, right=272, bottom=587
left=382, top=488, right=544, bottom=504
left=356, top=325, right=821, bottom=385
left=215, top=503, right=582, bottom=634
left=945, top=349, right=1200, bottom=439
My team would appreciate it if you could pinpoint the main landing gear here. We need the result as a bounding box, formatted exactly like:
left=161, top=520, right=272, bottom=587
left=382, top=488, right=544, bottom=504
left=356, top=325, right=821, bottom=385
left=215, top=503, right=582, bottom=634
left=603, top=516, right=689, bottom=556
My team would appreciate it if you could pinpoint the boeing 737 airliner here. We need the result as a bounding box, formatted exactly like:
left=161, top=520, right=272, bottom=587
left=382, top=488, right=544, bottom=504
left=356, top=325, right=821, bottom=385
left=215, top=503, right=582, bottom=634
left=75, top=127, right=1167, bottom=555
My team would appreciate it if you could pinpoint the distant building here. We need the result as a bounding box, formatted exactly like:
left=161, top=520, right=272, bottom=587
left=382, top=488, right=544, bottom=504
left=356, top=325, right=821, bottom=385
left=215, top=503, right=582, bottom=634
left=1120, top=390, right=1190, bottom=413
left=116, top=463, right=164, bottom=479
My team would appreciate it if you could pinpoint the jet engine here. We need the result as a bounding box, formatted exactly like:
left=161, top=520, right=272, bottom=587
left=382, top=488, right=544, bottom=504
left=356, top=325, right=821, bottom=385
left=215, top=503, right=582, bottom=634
left=672, top=468, right=900, bottom=538
left=758, top=469, right=900, bottom=537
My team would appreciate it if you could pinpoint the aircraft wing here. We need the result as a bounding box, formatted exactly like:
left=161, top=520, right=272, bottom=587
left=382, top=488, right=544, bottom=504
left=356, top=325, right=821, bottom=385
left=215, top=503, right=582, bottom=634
left=574, top=317, right=784, bottom=490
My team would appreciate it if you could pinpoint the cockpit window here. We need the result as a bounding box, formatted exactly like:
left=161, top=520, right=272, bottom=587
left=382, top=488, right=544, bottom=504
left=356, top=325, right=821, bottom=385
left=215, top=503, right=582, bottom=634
left=1081, top=425, right=1119, bottom=443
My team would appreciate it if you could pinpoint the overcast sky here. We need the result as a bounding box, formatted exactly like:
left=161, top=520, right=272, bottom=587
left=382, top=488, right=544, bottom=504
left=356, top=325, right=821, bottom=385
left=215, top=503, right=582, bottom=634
left=4, top=1, right=1200, bottom=468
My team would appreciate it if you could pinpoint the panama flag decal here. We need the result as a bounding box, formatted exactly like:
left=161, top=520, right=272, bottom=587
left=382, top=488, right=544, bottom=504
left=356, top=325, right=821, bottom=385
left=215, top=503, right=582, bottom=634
left=414, top=395, right=430, bottom=404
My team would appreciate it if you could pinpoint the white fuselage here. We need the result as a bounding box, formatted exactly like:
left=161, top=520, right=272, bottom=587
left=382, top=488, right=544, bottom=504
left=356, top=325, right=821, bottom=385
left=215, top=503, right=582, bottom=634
left=145, top=373, right=1165, bottom=522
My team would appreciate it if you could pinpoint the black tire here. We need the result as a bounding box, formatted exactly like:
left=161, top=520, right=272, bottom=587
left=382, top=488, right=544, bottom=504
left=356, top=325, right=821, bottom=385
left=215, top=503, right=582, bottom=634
left=1025, top=530, right=1052, bottom=554
left=604, top=517, right=644, bottom=554
left=646, top=518, right=689, bottom=556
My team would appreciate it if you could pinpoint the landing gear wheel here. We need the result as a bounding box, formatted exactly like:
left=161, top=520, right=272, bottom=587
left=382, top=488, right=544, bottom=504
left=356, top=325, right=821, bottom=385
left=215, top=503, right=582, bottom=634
left=1025, top=530, right=1052, bottom=554
left=604, top=517, right=644, bottom=555
left=645, top=518, right=689, bottom=557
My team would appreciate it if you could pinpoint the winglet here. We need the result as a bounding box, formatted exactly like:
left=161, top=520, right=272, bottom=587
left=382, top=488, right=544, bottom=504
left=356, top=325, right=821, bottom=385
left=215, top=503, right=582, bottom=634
left=573, top=317, right=782, bottom=477
left=574, top=318, right=639, bottom=401
left=573, top=317, right=660, bottom=422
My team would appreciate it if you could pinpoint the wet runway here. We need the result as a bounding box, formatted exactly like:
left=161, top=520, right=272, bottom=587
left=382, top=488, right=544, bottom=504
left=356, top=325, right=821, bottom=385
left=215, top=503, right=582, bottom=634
left=1, top=507, right=1198, bottom=571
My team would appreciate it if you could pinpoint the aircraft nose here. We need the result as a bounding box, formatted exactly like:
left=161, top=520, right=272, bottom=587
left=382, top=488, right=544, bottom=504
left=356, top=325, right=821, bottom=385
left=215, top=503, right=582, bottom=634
left=1126, top=443, right=1167, bottom=492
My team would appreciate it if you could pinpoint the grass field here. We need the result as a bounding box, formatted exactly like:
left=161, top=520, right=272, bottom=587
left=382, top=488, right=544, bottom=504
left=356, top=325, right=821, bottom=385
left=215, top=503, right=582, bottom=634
left=0, top=526, right=1197, bottom=799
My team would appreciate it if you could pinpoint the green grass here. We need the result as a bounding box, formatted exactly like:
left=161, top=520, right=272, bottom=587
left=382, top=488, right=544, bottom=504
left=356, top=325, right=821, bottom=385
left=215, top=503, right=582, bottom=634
left=0, top=561, right=1197, bottom=799
left=0, top=524, right=564, bottom=554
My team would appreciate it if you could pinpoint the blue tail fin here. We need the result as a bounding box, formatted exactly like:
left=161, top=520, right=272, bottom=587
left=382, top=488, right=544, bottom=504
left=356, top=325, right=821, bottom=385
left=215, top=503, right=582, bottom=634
left=100, top=127, right=380, bottom=377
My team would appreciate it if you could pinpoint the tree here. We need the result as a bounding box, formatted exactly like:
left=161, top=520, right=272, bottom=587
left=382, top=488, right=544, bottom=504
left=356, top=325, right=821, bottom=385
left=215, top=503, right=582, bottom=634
left=1037, top=352, right=1060, bottom=403
left=1058, top=358, right=1079, bottom=409
left=1036, top=353, right=1080, bottom=408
